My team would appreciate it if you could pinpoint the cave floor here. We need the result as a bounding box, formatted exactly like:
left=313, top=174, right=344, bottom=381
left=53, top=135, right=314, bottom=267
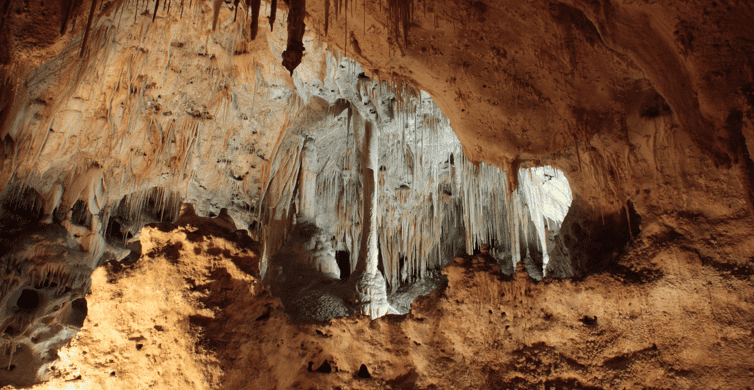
left=13, top=212, right=754, bottom=390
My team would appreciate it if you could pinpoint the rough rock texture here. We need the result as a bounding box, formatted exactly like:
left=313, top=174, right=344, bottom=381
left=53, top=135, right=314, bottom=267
left=15, top=219, right=754, bottom=390
left=0, top=0, right=753, bottom=387
left=0, top=224, right=93, bottom=387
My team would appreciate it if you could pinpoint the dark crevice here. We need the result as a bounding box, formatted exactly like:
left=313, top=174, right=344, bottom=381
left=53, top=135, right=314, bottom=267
left=16, top=289, right=39, bottom=313
left=358, top=364, right=371, bottom=378
left=315, top=360, right=332, bottom=373
left=336, top=250, right=350, bottom=280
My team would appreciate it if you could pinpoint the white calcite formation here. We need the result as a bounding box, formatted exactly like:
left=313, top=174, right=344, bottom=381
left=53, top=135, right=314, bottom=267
left=265, top=54, right=573, bottom=318
left=0, top=0, right=573, bottom=334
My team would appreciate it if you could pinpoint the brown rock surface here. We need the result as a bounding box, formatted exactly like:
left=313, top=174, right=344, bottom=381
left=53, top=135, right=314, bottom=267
left=0, top=0, right=753, bottom=388
left=13, top=215, right=754, bottom=389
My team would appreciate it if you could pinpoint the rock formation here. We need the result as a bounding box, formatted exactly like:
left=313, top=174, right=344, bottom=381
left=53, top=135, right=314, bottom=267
left=0, top=0, right=752, bottom=388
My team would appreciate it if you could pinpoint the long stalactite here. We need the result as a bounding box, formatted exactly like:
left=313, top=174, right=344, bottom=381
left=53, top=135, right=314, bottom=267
left=282, top=0, right=306, bottom=75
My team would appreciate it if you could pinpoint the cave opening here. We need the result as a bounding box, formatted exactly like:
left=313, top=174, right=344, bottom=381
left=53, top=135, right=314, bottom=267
left=336, top=251, right=350, bottom=280
left=16, top=289, right=40, bottom=313
left=70, top=200, right=93, bottom=228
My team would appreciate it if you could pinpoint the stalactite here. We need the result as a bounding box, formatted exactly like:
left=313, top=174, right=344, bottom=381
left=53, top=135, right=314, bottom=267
left=80, top=0, right=100, bottom=57
left=282, top=0, right=306, bottom=75
left=212, top=0, right=223, bottom=30
left=60, top=0, right=76, bottom=35
left=249, top=0, right=261, bottom=39
left=152, top=0, right=160, bottom=22
left=250, top=55, right=573, bottom=299
left=324, top=0, right=330, bottom=36
left=269, top=0, right=277, bottom=31
left=387, top=0, right=412, bottom=48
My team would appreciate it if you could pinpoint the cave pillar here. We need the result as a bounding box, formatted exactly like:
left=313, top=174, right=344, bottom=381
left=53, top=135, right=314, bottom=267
left=352, top=120, right=388, bottom=318
left=298, top=140, right=318, bottom=220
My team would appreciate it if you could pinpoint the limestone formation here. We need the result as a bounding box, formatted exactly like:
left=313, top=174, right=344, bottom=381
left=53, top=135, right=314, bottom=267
left=0, top=224, right=94, bottom=387
left=0, top=0, right=752, bottom=388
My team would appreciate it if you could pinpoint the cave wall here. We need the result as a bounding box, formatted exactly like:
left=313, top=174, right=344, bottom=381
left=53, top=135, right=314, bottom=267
left=0, top=0, right=751, bottom=279
left=3, top=0, right=751, bottom=261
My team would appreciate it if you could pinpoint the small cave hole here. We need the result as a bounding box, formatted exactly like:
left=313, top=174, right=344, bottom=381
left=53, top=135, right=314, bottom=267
left=358, top=364, right=371, bottom=378
left=70, top=200, right=93, bottom=228
left=336, top=251, right=351, bottom=280
left=627, top=200, right=642, bottom=238
left=16, top=289, right=40, bottom=313
left=580, top=315, right=598, bottom=326
left=69, top=298, right=88, bottom=328
left=316, top=360, right=332, bottom=373
left=640, top=92, right=672, bottom=118
left=135, top=343, right=144, bottom=350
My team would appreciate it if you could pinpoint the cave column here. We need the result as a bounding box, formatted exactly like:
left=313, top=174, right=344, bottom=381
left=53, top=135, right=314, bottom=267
left=298, top=140, right=340, bottom=277
left=298, top=140, right=318, bottom=220
left=352, top=119, right=389, bottom=318
left=363, top=121, right=379, bottom=276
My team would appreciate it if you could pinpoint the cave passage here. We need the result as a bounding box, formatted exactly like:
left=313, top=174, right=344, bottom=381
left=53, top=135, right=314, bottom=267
left=336, top=251, right=351, bottom=280
left=16, top=289, right=39, bottom=313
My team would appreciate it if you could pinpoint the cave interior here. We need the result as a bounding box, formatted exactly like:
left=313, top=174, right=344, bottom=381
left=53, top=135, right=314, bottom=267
left=0, top=0, right=753, bottom=388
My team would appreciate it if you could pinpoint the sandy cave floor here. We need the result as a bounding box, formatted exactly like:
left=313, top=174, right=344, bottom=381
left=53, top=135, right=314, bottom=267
left=6, top=212, right=754, bottom=390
